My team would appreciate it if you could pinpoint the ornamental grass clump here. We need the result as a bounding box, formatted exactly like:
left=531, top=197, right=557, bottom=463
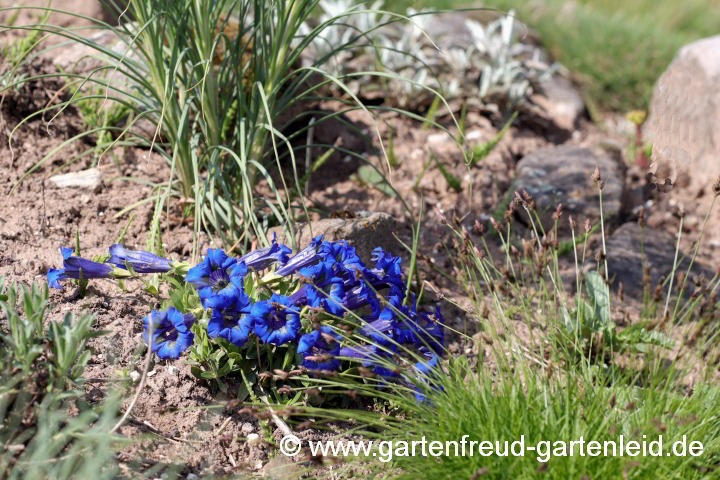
left=5, top=0, right=461, bottom=253
left=47, top=236, right=445, bottom=400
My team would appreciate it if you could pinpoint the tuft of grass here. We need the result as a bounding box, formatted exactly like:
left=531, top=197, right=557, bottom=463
left=385, top=359, right=720, bottom=479
left=4, top=1, right=460, bottom=254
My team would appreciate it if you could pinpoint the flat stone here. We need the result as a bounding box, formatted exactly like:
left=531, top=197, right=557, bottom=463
left=605, top=222, right=713, bottom=298
left=49, top=168, right=102, bottom=189
left=511, top=145, right=625, bottom=235
left=270, top=212, right=399, bottom=264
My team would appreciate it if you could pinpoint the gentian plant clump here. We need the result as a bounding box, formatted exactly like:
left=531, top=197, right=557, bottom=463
left=48, top=235, right=445, bottom=399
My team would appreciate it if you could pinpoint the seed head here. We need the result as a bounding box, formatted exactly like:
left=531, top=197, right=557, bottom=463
left=584, top=219, right=592, bottom=234
left=568, top=215, right=577, bottom=230
left=591, top=167, right=605, bottom=190
left=436, top=208, right=448, bottom=225
left=490, top=217, right=504, bottom=233
left=637, top=206, right=645, bottom=227
left=521, top=189, right=536, bottom=211
left=552, top=204, right=563, bottom=222
left=522, top=238, right=533, bottom=259
left=503, top=204, right=514, bottom=223
left=512, top=191, right=524, bottom=206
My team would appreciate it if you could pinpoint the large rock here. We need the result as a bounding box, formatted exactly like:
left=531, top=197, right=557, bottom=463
left=647, top=35, right=720, bottom=243
left=269, top=212, right=399, bottom=264
left=531, top=75, right=586, bottom=131
left=511, top=145, right=625, bottom=234
left=605, top=223, right=713, bottom=298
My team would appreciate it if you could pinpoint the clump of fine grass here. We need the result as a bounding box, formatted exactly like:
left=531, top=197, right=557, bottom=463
left=384, top=359, right=720, bottom=479
left=3, top=0, right=461, bottom=255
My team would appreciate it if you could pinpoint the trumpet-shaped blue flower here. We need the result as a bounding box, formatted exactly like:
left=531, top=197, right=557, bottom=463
left=239, top=234, right=292, bottom=271
left=324, top=241, right=364, bottom=281
left=368, top=247, right=404, bottom=289
left=359, top=307, right=398, bottom=347
left=409, top=348, right=441, bottom=403
left=252, top=294, right=301, bottom=345
left=108, top=244, right=172, bottom=273
left=143, top=307, right=196, bottom=359
left=305, top=282, right=346, bottom=317
left=339, top=343, right=399, bottom=377
left=275, top=235, right=324, bottom=277
left=208, top=292, right=254, bottom=347
left=343, top=282, right=381, bottom=318
left=48, top=247, right=116, bottom=289
left=396, top=305, right=445, bottom=353
left=297, top=326, right=342, bottom=371
left=186, top=249, right=246, bottom=308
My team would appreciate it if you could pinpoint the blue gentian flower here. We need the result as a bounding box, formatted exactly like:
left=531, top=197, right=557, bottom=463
left=339, top=343, right=399, bottom=377
left=108, top=244, right=172, bottom=273
left=414, top=348, right=440, bottom=376
left=323, top=241, right=364, bottom=280
left=359, top=307, right=398, bottom=347
left=305, top=282, right=346, bottom=317
left=47, top=247, right=116, bottom=289
left=239, top=233, right=292, bottom=271
left=298, top=240, right=364, bottom=286
left=208, top=292, right=254, bottom=347
left=298, top=256, right=336, bottom=284
left=343, top=282, right=378, bottom=310
left=410, top=348, right=442, bottom=403
left=368, top=247, right=404, bottom=289
left=289, top=284, right=311, bottom=307
left=185, top=249, right=246, bottom=308
left=252, top=294, right=301, bottom=345
left=142, top=307, right=196, bottom=360
left=297, top=326, right=342, bottom=371
left=396, top=305, right=445, bottom=353
left=275, top=235, right=324, bottom=276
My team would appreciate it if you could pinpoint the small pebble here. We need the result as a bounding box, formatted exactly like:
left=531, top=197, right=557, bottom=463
left=186, top=474, right=198, bottom=480
left=147, top=369, right=157, bottom=377
left=240, top=422, right=255, bottom=436
left=168, top=366, right=180, bottom=376
left=129, top=371, right=141, bottom=383
left=247, top=433, right=261, bottom=446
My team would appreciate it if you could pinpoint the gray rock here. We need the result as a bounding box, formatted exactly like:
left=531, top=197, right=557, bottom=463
left=49, top=168, right=102, bottom=189
left=423, top=12, right=475, bottom=49
left=511, top=145, right=625, bottom=234
left=605, top=223, right=713, bottom=298
left=532, top=75, right=586, bottom=131
left=646, top=35, right=720, bottom=243
left=270, top=212, right=399, bottom=264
